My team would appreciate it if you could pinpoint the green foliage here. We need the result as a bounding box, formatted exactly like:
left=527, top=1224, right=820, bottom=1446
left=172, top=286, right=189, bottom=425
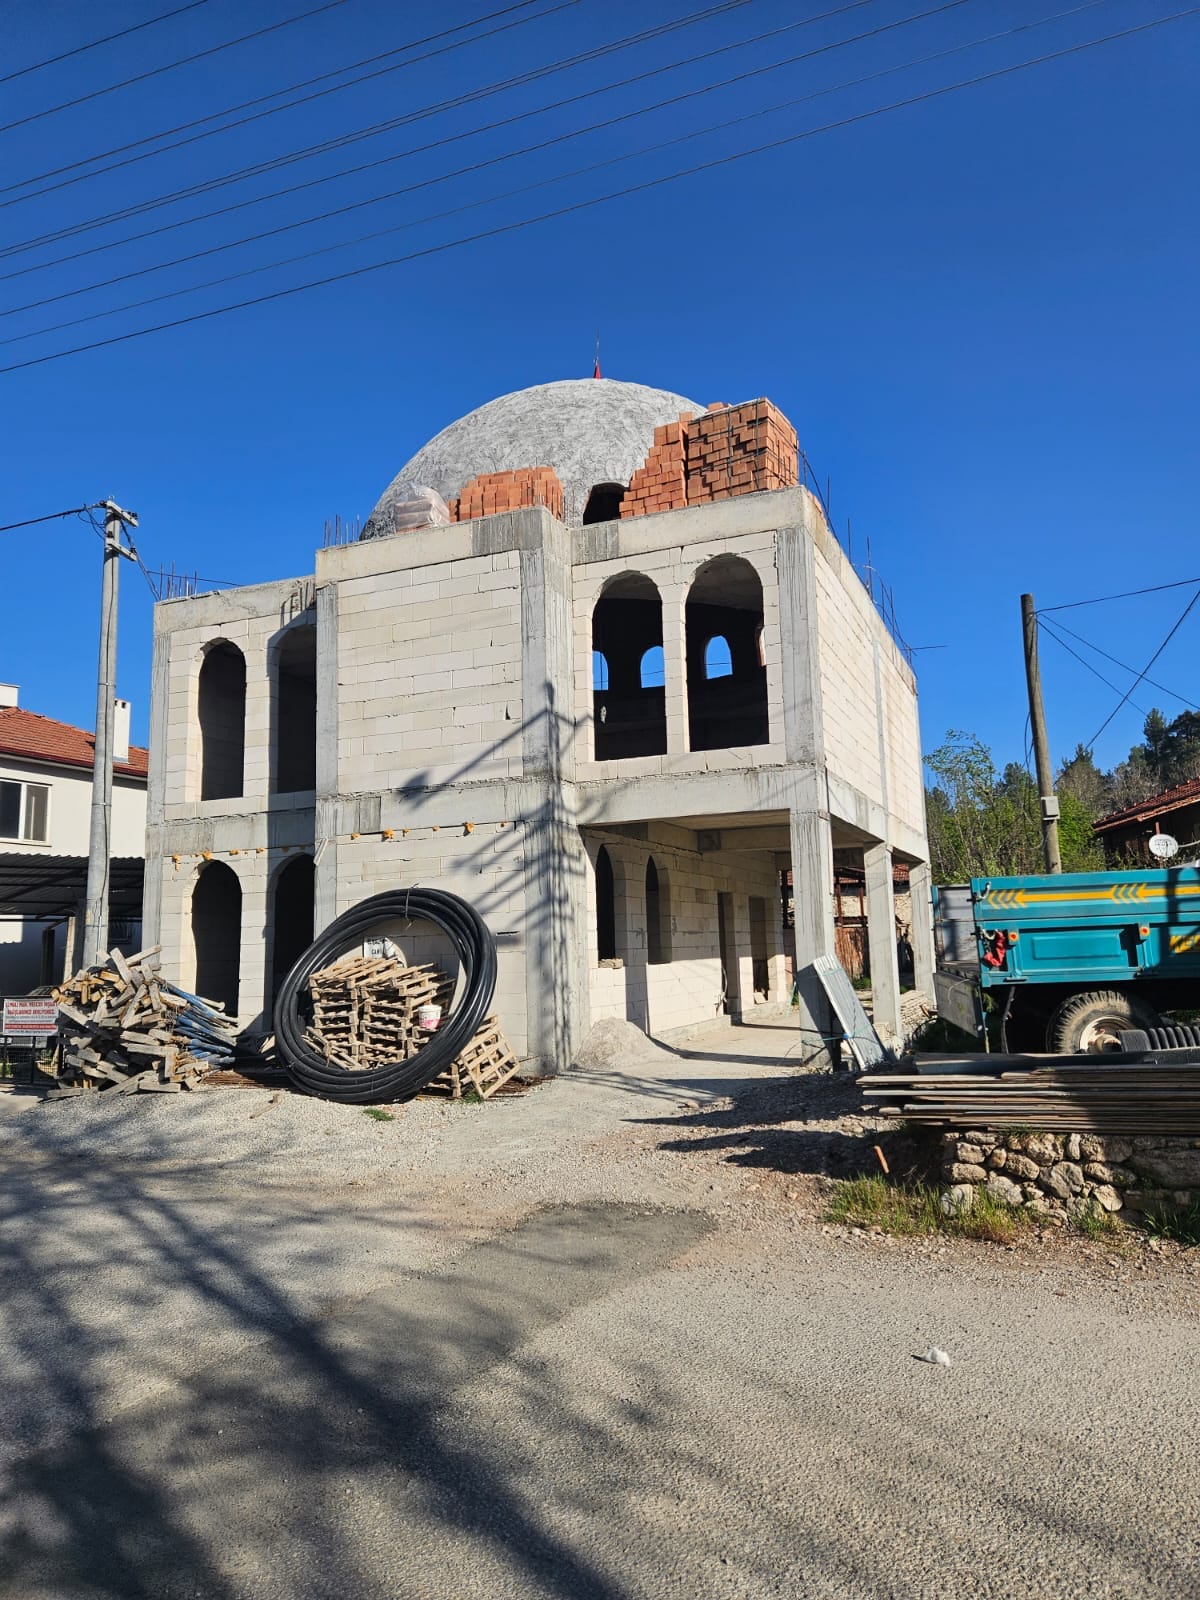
left=361, top=1107, right=395, bottom=1122
left=1143, top=1199, right=1200, bottom=1247
left=826, top=1175, right=1035, bottom=1244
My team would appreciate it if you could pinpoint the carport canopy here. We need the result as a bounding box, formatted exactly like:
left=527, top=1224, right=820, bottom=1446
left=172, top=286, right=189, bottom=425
left=0, top=855, right=144, bottom=920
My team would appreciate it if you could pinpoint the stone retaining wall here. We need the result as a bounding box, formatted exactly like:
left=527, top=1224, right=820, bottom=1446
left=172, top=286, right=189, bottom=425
left=941, top=1130, right=1200, bottom=1222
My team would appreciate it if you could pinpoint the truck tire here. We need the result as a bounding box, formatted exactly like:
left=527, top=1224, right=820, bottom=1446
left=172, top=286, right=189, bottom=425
left=1046, top=990, right=1160, bottom=1055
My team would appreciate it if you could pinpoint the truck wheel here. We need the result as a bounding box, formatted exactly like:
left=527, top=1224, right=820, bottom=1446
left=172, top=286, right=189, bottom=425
left=1046, top=990, right=1160, bottom=1054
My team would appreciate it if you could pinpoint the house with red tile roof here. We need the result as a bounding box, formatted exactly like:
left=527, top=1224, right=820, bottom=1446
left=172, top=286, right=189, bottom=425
left=0, top=684, right=147, bottom=996
left=1093, top=777, right=1200, bottom=864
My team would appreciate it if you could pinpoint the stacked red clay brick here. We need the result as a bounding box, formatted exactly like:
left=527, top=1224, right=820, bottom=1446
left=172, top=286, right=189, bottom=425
left=685, top=399, right=798, bottom=506
left=451, top=466, right=564, bottom=523
left=619, top=414, right=694, bottom=518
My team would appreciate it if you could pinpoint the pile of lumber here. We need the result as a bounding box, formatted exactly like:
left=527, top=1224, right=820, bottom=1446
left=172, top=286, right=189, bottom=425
left=305, top=954, right=520, bottom=1099
left=53, top=947, right=238, bottom=1096
left=861, top=1056, right=1200, bottom=1135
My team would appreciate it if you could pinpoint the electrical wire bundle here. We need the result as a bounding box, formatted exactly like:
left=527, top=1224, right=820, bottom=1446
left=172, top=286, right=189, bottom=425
left=273, top=888, right=498, bottom=1103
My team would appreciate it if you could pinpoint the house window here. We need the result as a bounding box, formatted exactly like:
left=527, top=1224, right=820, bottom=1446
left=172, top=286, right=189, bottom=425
left=0, top=779, right=49, bottom=843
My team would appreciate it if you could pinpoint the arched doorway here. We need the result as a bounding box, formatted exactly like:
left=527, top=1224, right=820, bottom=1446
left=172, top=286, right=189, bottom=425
left=191, top=861, right=242, bottom=1019
left=686, top=556, right=768, bottom=750
left=591, top=572, right=666, bottom=760
left=198, top=641, right=246, bottom=800
left=272, top=624, right=317, bottom=794
left=269, top=854, right=315, bottom=1010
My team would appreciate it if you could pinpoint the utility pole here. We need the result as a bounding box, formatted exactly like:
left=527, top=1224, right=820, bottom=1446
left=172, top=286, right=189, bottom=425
left=82, top=500, right=138, bottom=968
left=1021, top=592, right=1062, bottom=875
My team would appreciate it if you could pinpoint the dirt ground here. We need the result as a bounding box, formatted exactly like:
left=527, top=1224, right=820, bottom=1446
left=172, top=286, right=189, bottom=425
left=1, top=1016, right=1197, bottom=1599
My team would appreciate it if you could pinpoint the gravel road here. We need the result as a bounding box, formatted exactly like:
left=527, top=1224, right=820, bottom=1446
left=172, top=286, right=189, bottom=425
left=1, top=1017, right=1197, bottom=1599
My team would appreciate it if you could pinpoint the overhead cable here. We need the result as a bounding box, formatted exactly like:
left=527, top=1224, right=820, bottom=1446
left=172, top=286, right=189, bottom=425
left=0, top=504, right=97, bottom=533
left=1084, top=586, right=1200, bottom=751
left=1036, top=616, right=1150, bottom=717
left=1040, top=575, right=1200, bottom=612
left=0, top=0, right=751, bottom=261
left=0, top=0, right=568, bottom=202
left=0, top=0, right=984, bottom=325
left=0, top=0, right=357, bottom=137
left=1038, top=613, right=1197, bottom=710
left=0, top=1, right=212, bottom=85
left=2, top=6, right=1194, bottom=378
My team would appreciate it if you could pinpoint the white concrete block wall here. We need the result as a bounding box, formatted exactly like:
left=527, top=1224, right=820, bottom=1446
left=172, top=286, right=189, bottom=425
left=814, top=551, right=882, bottom=800
left=335, top=551, right=523, bottom=794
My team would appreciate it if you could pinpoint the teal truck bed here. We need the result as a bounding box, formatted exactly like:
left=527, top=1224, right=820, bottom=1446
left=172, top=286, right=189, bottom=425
left=934, top=866, right=1200, bottom=1052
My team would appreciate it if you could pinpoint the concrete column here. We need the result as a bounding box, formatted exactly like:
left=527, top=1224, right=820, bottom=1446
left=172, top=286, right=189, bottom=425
left=520, top=515, right=589, bottom=1071
left=908, top=860, right=936, bottom=999
left=661, top=584, right=688, bottom=755
left=789, top=806, right=836, bottom=1065
left=864, top=842, right=902, bottom=1045
left=313, top=583, right=339, bottom=934
left=777, top=523, right=824, bottom=763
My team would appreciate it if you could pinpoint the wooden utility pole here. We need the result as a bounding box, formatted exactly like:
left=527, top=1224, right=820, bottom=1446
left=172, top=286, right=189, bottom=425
left=1021, top=592, right=1062, bottom=875
left=82, top=501, right=138, bottom=968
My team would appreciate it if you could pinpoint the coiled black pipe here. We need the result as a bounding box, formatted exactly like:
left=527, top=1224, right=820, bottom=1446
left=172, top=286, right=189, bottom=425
left=274, top=888, right=497, bottom=1104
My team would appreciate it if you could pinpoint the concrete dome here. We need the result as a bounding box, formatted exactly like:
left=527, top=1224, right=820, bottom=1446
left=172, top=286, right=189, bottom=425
left=364, top=378, right=703, bottom=535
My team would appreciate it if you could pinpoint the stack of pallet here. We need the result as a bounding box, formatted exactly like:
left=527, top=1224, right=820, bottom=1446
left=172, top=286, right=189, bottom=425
left=620, top=416, right=693, bottom=518
left=53, top=947, right=238, bottom=1096
left=304, top=954, right=521, bottom=1099
left=308, top=956, right=454, bottom=1069
left=686, top=400, right=799, bottom=505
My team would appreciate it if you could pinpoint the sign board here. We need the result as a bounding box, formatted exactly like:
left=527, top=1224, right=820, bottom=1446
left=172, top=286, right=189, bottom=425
left=2, top=998, right=58, bottom=1037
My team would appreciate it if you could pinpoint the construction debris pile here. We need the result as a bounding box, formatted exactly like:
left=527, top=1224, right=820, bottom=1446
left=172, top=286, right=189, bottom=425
left=305, top=954, right=520, bottom=1099
left=53, top=947, right=238, bottom=1096
left=861, top=1057, right=1200, bottom=1136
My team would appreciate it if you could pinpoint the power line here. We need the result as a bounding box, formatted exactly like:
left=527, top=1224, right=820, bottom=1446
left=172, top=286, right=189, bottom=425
left=2, top=6, right=1194, bottom=378
left=0, top=1, right=212, bottom=85
left=1040, top=574, right=1200, bottom=612
left=0, top=0, right=856, bottom=289
left=0, top=504, right=98, bottom=533
left=1, top=0, right=986, bottom=330
left=0, top=0, right=559, bottom=203
left=1038, top=612, right=1197, bottom=710
left=1084, top=585, right=1200, bottom=751
left=0, top=0, right=750, bottom=263
left=1036, top=615, right=1150, bottom=718
left=0, top=0, right=355, bottom=138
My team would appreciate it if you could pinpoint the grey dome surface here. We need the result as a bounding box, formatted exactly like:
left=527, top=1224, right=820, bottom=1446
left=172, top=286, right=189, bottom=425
left=364, top=378, right=703, bottom=535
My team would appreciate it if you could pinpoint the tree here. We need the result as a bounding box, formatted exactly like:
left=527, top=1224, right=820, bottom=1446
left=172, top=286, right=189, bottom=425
left=1057, top=743, right=1110, bottom=815
left=925, top=732, right=1104, bottom=881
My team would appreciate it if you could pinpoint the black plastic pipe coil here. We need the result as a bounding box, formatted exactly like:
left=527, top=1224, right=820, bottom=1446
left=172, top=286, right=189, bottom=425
left=274, top=888, right=497, bottom=1104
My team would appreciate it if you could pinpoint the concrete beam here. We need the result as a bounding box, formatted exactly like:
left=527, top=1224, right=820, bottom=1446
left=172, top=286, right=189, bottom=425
left=789, top=804, right=837, bottom=1069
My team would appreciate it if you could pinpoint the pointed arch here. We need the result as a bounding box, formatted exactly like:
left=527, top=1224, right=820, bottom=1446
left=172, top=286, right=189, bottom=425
left=595, top=845, right=617, bottom=961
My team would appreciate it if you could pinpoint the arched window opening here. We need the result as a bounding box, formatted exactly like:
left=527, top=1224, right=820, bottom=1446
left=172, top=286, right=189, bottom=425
left=272, top=623, right=317, bottom=794
left=596, top=846, right=617, bottom=962
left=592, top=650, right=610, bottom=692
left=591, top=572, right=666, bottom=761
left=646, top=855, right=669, bottom=965
left=192, top=861, right=242, bottom=1019
left=269, top=854, right=315, bottom=1010
left=686, top=557, right=769, bottom=751
left=639, top=645, right=665, bottom=689
left=198, top=641, right=246, bottom=801
left=583, top=483, right=626, bottom=524
left=703, top=635, right=732, bottom=679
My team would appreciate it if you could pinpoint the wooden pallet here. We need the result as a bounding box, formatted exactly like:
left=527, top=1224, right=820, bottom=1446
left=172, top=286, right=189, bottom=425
left=430, top=1017, right=521, bottom=1101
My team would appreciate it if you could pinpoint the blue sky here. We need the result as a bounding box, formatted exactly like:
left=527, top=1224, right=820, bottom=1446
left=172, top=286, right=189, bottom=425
left=1, top=0, right=1196, bottom=774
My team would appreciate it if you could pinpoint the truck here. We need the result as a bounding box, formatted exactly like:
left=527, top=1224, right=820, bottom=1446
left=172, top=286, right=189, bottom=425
left=933, top=865, right=1200, bottom=1054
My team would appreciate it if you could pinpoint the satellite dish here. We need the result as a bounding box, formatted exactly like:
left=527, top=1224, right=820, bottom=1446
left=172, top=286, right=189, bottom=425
left=1150, top=833, right=1179, bottom=860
